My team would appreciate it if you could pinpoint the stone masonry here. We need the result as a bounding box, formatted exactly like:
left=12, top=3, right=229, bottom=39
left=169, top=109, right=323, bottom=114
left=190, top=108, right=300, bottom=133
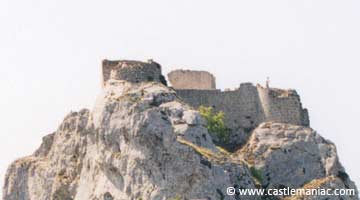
left=172, top=78, right=309, bottom=130
left=102, top=59, right=167, bottom=87
left=168, top=70, right=216, bottom=90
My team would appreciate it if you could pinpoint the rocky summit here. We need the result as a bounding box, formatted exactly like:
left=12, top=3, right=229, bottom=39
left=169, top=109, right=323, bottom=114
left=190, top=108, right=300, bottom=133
left=2, top=60, right=358, bottom=200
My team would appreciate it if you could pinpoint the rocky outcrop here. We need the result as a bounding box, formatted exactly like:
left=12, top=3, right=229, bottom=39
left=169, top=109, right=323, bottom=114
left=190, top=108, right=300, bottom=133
left=2, top=71, right=358, bottom=200
left=3, top=81, right=259, bottom=200
left=3, top=109, right=90, bottom=200
left=239, top=122, right=358, bottom=199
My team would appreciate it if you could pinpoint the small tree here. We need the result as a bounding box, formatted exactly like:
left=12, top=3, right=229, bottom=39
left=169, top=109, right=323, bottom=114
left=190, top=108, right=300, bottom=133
left=199, top=106, right=229, bottom=142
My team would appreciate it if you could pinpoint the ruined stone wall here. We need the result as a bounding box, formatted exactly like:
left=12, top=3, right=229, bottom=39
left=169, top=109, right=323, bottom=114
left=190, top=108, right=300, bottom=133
left=168, top=70, right=216, bottom=90
left=257, top=86, right=309, bottom=126
left=175, top=83, right=309, bottom=130
left=176, top=83, right=266, bottom=131
left=101, top=62, right=309, bottom=127
left=102, top=59, right=165, bottom=87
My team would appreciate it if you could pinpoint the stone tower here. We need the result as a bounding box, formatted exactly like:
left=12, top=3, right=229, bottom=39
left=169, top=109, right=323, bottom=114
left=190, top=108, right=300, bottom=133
left=102, top=59, right=167, bottom=87
left=168, top=70, right=216, bottom=90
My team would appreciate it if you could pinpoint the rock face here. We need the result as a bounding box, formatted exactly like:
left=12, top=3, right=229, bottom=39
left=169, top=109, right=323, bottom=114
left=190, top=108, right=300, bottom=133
left=3, top=81, right=258, bottom=200
left=2, top=62, right=358, bottom=200
left=239, top=122, right=357, bottom=195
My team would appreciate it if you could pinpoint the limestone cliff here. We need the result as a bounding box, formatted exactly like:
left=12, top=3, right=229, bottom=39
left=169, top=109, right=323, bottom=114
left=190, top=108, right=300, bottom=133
left=2, top=61, right=358, bottom=200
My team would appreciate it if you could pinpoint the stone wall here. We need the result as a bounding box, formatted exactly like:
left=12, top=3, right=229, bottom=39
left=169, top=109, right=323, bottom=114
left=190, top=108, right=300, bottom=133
left=257, top=85, right=310, bottom=126
left=174, top=83, right=310, bottom=150
left=168, top=70, right=216, bottom=90
left=176, top=83, right=265, bottom=130
left=102, top=59, right=166, bottom=87
left=175, top=83, right=309, bottom=131
left=101, top=62, right=309, bottom=128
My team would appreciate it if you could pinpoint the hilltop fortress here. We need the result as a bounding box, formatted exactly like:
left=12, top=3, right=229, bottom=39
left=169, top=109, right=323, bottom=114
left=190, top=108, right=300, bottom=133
left=102, top=59, right=309, bottom=149
left=9, top=58, right=359, bottom=200
left=5, top=59, right=358, bottom=200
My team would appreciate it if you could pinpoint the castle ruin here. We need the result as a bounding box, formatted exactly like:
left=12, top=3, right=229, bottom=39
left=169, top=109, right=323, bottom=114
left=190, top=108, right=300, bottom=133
left=102, top=59, right=167, bottom=87
left=101, top=59, right=309, bottom=150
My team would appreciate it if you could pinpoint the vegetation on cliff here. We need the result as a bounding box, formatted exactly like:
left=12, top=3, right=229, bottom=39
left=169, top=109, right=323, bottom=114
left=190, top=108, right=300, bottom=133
left=199, top=106, right=230, bottom=142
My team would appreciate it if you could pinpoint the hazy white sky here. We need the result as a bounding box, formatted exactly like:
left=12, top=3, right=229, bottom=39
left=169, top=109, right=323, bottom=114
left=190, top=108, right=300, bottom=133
left=1, top=0, right=359, bottom=195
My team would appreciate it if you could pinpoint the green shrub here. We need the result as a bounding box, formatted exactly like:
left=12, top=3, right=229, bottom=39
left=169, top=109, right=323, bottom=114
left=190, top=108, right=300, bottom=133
left=250, top=166, right=264, bottom=184
left=199, top=106, right=229, bottom=142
